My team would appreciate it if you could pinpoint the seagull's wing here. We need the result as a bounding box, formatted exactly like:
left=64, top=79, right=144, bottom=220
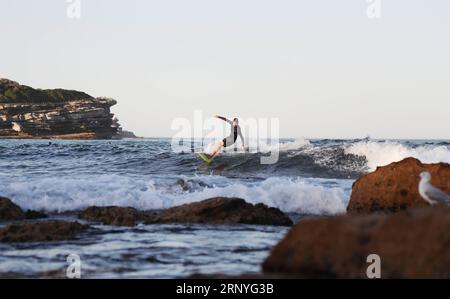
left=424, top=185, right=450, bottom=204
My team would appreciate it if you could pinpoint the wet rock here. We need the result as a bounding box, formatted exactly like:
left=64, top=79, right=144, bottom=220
left=0, top=221, right=89, bottom=243
left=39, top=269, right=67, bottom=279
left=176, top=179, right=190, bottom=191
left=24, top=210, right=48, bottom=220
left=145, top=197, right=293, bottom=226
left=263, top=206, right=450, bottom=278
left=79, top=206, right=142, bottom=226
left=347, top=158, right=450, bottom=214
left=0, top=197, right=25, bottom=221
left=175, top=179, right=210, bottom=192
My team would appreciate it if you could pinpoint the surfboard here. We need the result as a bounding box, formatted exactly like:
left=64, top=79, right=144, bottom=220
left=197, top=152, right=213, bottom=164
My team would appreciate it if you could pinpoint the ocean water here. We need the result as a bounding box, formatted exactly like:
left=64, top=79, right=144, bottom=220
left=0, top=138, right=449, bottom=278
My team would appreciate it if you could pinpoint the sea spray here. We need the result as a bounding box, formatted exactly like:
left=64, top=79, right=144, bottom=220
left=0, top=175, right=352, bottom=215
left=345, top=140, right=450, bottom=171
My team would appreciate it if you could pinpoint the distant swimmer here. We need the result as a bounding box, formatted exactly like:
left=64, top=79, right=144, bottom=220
left=209, top=115, right=246, bottom=158
left=419, top=172, right=450, bottom=205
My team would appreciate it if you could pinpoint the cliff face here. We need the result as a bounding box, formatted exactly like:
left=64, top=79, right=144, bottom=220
left=0, top=79, right=119, bottom=139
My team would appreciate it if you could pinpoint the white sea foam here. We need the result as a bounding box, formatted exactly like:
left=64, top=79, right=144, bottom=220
left=0, top=175, right=351, bottom=215
left=345, top=141, right=450, bottom=171
left=203, top=138, right=311, bottom=155
left=260, top=138, right=311, bottom=153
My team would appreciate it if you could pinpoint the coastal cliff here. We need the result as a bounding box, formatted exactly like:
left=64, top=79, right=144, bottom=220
left=0, top=79, right=121, bottom=139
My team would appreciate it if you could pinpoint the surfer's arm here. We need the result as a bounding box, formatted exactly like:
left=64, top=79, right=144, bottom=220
left=214, top=115, right=233, bottom=125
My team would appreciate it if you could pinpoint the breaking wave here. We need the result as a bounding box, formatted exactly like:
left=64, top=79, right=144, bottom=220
left=1, top=138, right=449, bottom=217
left=345, top=140, right=450, bottom=171
left=0, top=175, right=352, bottom=216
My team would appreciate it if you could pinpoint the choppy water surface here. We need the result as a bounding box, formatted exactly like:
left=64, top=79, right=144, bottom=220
left=0, top=138, right=449, bottom=278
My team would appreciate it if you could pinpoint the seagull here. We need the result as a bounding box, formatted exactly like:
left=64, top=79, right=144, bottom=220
left=418, top=172, right=450, bottom=205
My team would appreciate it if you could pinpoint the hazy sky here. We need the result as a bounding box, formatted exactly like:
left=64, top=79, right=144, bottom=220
left=1, top=0, right=449, bottom=139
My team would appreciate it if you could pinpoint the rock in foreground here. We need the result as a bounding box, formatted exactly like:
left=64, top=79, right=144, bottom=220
left=263, top=206, right=450, bottom=278
left=145, top=197, right=293, bottom=226
left=0, top=221, right=89, bottom=243
left=347, top=158, right=450, bottom=214
left=24, top=210, right=48, bottom=220
left=0, top=196, right=48, bottom=221
left=79, top=206, right=143, bottom=226
left=0, top=197, right=25, bottom=221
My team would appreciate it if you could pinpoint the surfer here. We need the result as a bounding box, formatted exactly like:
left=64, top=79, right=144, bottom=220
left=209, top=115, right=246, bottom=158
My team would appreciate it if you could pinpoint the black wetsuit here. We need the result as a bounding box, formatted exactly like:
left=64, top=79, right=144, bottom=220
left=217, top=116, right=244, bottom=147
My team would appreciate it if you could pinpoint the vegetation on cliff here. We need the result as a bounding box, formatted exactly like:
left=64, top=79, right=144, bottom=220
left=0, top=79, right=93, bottom=103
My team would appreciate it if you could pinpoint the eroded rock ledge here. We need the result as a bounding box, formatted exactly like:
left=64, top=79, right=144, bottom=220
left=0, top=78, right=121, bottom=139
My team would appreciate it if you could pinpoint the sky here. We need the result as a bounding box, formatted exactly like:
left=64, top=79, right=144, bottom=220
left=1, top=0, right=450, bottom=139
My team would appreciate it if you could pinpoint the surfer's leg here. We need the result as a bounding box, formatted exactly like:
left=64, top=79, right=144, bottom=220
left=210, top=140, right=224, bottom=158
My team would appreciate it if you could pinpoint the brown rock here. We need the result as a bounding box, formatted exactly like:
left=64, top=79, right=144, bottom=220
left=79, top=206, right=142, bottom=226
left=145, top=197, right=293, bottom=226
left=347, top=158, right=450, bottom=214
left=0, top=221, right=89, bottom=243
left=0, top=197, right=25, bottom=221
left=263, top=206, right=450, bottom=278
left=24, top=210, right=48, bottom=220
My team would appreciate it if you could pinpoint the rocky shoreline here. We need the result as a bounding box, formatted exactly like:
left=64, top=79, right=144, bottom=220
left=261, top=157, right=450, bottom=279
left=1, top=157, right=449, bottom=278
left=0, top=78, right=136, bottom=139
left=0, top=197, right=292, bottom=243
